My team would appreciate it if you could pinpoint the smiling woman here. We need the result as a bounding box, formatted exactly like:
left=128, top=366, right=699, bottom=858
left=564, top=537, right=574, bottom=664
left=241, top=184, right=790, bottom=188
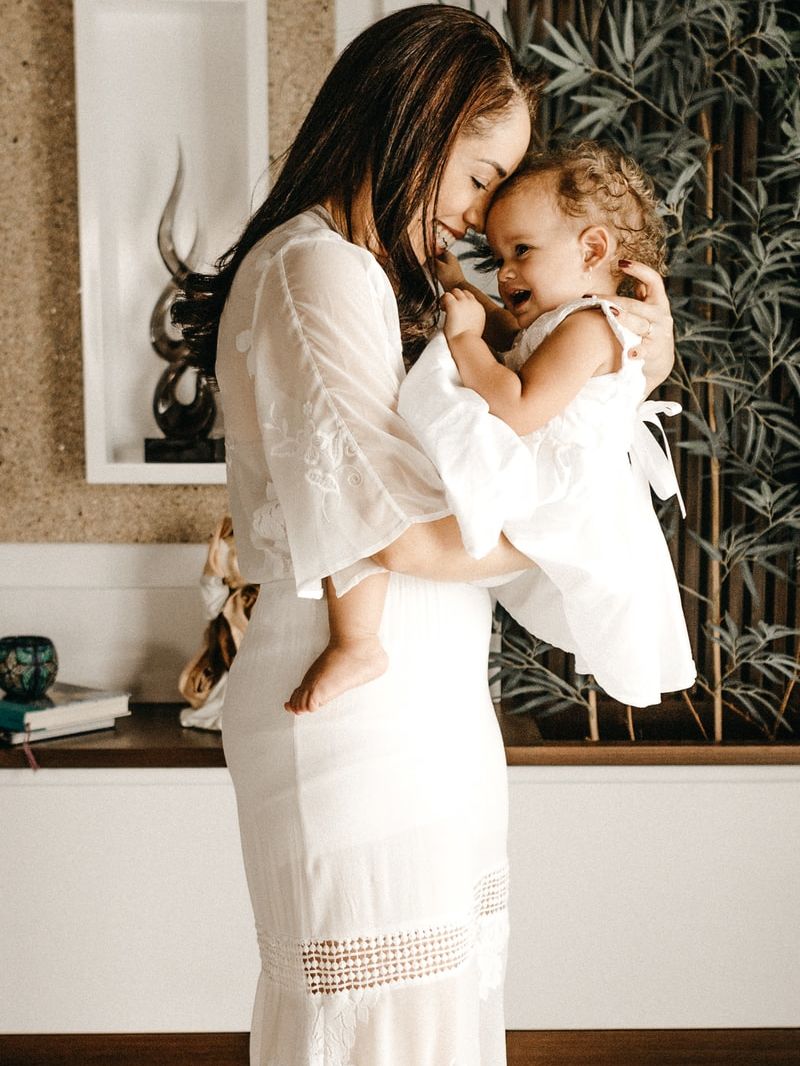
left=408, top=109, right=530, bottom=263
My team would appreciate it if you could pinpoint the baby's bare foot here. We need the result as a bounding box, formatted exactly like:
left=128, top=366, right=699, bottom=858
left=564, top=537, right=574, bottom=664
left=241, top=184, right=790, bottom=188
left=285, top=638, right=389, bottom=713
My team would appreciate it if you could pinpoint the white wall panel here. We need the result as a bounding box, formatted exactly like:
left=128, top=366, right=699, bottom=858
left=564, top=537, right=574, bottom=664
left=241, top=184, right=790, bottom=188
left=506, top=764, right=800, bottom=1029
left=0, top=768, right=259, bottom=1033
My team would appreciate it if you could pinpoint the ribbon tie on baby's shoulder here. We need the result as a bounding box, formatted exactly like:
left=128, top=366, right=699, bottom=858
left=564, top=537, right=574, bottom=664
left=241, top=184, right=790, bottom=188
left=630, top=400, right=687, bottom=518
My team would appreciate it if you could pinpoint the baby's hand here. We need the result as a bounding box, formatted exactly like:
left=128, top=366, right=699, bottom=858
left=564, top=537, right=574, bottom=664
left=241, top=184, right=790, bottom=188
left=442, top=288, right=485, bottom=341
left=435, top=250, right=466, bottom=291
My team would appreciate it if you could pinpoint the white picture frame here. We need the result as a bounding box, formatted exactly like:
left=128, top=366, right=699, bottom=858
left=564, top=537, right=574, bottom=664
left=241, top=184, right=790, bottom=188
left=73, top=0, right=269, bottom=484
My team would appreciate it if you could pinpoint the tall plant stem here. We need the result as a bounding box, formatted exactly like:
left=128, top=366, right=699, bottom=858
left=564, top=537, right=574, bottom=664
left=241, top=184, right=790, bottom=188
left=587, top=687, right=599, bottom=741
left=625, top=705, right=635, bottom=741
left=682, top=690, right=709, bottom=740
left=700, top=108, right=724, bottom=743
left=769, top=648, right=800, bottom=740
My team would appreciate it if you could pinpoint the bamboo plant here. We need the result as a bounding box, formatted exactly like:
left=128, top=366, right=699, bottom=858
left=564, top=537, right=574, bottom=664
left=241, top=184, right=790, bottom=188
left=487, top=0, right=800, bottom=741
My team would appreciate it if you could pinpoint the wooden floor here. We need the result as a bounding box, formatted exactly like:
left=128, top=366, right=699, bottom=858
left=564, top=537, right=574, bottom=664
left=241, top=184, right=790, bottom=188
left=1, top=1029, right=798, bottom=1065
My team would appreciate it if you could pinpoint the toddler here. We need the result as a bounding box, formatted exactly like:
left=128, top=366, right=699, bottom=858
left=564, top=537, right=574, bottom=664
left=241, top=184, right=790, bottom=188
left=286, top=141, right=696, bottom=712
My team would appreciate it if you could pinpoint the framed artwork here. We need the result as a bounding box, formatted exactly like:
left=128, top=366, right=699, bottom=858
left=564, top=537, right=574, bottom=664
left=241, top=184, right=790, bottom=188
left=74, top=0, right=268, bottom=483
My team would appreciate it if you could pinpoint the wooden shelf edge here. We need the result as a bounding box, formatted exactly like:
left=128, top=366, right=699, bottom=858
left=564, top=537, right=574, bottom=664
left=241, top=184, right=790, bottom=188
left=1, top=703, right=798, bottom=770
left=505, top=743, right=800, bottom=766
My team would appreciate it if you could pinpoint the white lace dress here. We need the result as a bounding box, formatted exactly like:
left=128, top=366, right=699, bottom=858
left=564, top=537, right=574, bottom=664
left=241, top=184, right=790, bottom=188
left=398, top=298, right=697, bottom=708
left=215, top=206, right=511, bottom=1066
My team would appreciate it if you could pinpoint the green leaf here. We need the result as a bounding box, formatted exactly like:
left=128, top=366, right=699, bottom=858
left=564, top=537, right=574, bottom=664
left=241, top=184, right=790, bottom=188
left=665, top=160, right=703, bottom=208
left=545, top=66, right=593, bottom=93
left=623, top=0, right=635, bottom=62
left=605, top=11, right=626, bottom=67
left=543, top=19, right=587, bottom=66
left=528, top=44, right=580, bottom=74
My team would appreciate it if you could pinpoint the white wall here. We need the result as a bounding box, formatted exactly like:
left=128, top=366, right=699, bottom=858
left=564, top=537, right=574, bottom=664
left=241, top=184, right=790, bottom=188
left=0, top=544, right=208, bottom=702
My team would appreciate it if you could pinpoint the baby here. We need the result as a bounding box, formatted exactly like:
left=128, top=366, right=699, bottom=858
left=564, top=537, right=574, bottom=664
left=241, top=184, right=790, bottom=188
left=286, top=141, right=695, bottom=713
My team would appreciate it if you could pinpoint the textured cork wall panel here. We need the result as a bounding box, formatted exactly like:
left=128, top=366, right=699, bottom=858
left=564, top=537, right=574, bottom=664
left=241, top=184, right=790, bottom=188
left=0, top=0, right=334, bottom=543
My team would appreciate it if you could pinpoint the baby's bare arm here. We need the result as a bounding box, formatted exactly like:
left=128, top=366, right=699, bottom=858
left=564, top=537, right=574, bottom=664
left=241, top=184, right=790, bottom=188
left=513, top=312, right=618, bottom=430
left=436, top=251, right=517, bottom=352
left=448, top=331, right=526, bottom=417
left=448, top=302, right=617, bottom=436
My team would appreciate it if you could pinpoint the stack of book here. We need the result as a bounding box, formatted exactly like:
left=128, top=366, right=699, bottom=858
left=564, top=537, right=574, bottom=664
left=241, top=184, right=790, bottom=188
left=0, top=682, right=131, bottom=745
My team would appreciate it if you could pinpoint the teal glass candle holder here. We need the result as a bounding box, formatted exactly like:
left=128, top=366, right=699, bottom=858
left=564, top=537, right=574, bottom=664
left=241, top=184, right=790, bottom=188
left=0, top=636, right=59, bottom=700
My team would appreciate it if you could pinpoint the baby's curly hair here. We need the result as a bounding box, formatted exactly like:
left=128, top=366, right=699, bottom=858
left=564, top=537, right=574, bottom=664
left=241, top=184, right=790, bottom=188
left=494, top=141, right=667, bottom=289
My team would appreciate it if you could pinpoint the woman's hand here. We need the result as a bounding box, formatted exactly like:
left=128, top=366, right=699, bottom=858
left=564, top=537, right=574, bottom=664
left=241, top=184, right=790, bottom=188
left=593, top=260, right=675, bottom=395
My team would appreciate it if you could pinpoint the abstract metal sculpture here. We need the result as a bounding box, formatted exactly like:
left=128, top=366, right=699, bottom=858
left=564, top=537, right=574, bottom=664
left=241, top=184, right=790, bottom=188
left=145, top=145, right=223, bottom=462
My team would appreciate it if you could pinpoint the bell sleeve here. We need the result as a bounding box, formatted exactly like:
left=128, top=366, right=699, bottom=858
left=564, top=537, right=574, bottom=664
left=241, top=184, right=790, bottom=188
left=398, top=331, right=538, bottom=560
left=247, top=234, right=451, bottom=599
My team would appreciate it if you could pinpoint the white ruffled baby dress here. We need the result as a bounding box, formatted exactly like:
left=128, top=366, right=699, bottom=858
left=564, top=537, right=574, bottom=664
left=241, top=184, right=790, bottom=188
left=398, top=296, right=697, bottom=707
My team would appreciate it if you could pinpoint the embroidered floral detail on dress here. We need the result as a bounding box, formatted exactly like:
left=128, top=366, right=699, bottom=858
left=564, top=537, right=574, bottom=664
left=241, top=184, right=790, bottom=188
left=247, top=475, right=292, bottom=570
left=252, top=486, right=289, bottom=547
left=309, top=986, right=380, bottom=1066
left=263, top=401, right=363, bottom=519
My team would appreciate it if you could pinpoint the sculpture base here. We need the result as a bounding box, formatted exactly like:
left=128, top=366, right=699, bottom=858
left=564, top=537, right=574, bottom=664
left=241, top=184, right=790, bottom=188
left=144, top=437, right=226, bottom=463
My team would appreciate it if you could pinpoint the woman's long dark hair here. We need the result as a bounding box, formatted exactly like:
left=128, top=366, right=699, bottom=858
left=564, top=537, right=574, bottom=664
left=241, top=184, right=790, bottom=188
left=173, top=5, right=541, bottom=377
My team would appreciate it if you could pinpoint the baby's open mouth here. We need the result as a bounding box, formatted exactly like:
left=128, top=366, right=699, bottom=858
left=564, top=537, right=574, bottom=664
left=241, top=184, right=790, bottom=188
left=507, top=288, right=532, bottom=310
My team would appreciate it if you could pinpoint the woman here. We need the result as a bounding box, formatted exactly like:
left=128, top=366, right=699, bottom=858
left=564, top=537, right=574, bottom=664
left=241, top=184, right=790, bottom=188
left=175, top=7, right=675, bottom=1064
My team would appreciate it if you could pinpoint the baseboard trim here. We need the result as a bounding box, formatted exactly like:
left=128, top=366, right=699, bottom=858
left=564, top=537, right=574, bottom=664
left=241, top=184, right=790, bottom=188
left=506, top=1028, right=800, bottom=1064
left=0, top=1033, right=247, bottom=1066
left=1, top=1028, right=798, bottom=1065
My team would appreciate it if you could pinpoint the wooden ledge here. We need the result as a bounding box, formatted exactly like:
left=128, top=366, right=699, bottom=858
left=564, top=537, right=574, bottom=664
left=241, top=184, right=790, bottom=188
left=505, top=742, right=800, bottom=765
left=0, top=704, right=225, bottom=770
left=0, top=702, right=798, bottom=770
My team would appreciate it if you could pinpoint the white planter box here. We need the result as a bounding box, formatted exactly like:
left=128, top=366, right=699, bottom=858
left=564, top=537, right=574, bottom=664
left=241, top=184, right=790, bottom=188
left=0, top=764, right=797, bottom=1032
left=505, top=763, right=800, bottom=1029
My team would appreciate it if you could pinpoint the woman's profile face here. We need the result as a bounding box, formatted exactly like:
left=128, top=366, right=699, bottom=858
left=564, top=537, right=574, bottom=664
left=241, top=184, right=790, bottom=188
left=408, top=98, right=531, bottom=263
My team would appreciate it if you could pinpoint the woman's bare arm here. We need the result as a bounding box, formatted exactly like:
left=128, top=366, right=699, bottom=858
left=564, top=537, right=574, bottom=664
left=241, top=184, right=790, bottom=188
left=372, top=516, right=533, bottom=581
